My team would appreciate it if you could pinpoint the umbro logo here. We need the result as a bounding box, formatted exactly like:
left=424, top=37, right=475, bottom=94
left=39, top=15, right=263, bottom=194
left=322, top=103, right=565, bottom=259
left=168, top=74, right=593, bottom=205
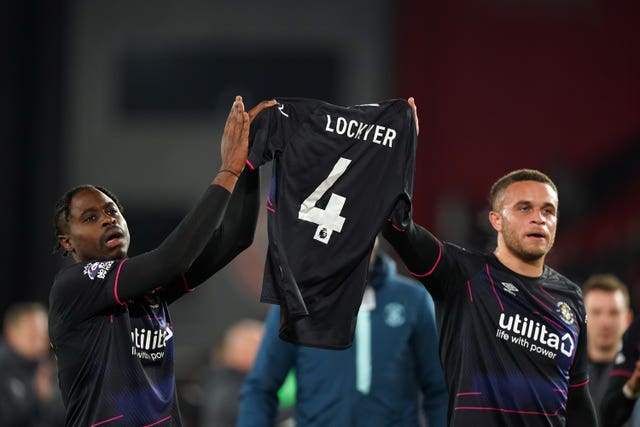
left=501, top=282, right=519, bottom=296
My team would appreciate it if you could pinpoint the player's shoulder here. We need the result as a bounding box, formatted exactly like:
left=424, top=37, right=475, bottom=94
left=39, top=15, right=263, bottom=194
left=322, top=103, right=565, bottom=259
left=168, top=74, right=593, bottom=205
left=51, top=260, right=120, bottom=296
left=540, top=265, right=586, bottom=318
left=274, top=97, right=325, bottom=112
left=346, top=98, right=412, bottom=119
left=442, top=241, right=487, bottom=265
left=55, top=259, right=118, bottom=281
left=542, top=265, right=582, bottom=294
left=277, top=97, right=409, bottom=113
left=52, top=262, right=84, bottom=288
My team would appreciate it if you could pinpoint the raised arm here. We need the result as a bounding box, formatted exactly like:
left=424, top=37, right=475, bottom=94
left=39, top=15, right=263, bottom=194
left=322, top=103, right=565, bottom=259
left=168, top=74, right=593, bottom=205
left=114, top=96, right=256, bottom=302
left=178, top=100, right=276, bottom=290
left=382, top=219, right=446, bottom=299
left=382, top=97, right=447, bottom=298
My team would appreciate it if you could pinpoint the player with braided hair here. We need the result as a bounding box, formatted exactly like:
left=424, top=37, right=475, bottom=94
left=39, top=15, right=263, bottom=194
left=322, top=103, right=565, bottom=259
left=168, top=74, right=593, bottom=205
left=48, top=96, right=275, bottom=427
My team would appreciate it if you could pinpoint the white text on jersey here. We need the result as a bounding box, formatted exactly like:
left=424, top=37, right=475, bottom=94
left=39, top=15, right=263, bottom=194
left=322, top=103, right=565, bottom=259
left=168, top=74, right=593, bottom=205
left=325, top=115, right=397, bottom=148
left=131, top=327, right=173, bottom=351
left=497, top=312, right=575, bottom=358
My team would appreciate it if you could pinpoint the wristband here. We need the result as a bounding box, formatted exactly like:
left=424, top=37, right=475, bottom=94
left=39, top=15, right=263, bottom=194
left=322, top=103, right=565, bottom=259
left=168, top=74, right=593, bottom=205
left=622, top=383, right=640, bottom=399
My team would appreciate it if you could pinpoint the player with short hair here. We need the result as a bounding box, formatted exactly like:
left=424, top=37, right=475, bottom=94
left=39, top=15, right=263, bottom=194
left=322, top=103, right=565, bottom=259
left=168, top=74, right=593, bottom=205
left=382, top=99, right=596, bottom=427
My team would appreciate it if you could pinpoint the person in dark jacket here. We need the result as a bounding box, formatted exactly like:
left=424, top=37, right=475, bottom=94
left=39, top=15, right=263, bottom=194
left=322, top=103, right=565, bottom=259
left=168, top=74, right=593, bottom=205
left=0, top=302, right=65, bottom=427
left=582, top=274, right=633, bottom=422
left=200, top=319, right=265, bottom=426
left=601, top=316, right=640, bottom=426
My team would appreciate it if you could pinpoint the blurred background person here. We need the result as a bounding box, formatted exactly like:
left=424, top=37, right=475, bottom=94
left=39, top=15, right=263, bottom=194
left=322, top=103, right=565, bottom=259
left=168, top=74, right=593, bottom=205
left=600, top=315, right=640, bottom=426
left=200, top=318, right=265, bottom=426
left=0, top=302, right=65, bottom=427
left=583, top=274, right=633, bottom=416
left=237, top=240, right=448, bottom=427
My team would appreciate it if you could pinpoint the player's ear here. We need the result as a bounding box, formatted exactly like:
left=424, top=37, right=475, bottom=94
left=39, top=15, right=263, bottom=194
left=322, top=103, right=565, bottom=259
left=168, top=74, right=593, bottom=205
left=58, top=234, right=73, bottom=253
left=488, top=211, right=502, bottom=232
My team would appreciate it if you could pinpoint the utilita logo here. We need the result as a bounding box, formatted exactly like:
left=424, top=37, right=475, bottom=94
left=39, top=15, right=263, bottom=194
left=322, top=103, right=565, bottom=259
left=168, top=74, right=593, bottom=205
left=131, top=327, right=173, bottom=350
left=496, top=313, right=574, bottom=359
left=130, top=327, right=173, bottom=362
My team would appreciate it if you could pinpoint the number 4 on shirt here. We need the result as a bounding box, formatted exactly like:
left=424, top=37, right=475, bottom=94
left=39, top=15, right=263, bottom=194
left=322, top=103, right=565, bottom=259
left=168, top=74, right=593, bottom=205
left=298, top=157, right=352, bottom=244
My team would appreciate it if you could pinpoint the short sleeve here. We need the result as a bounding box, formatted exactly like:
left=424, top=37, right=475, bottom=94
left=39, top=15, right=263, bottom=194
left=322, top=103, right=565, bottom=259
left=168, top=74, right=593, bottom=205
left=387, top=101, right=417, bottom=231
left=247, top=98, right=322, bottom=170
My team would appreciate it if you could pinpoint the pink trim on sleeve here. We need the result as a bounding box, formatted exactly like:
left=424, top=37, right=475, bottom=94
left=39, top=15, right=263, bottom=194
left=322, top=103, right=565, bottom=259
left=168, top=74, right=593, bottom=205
left=389, top=222, right=406, bottom=232
left=246, top=159, right=255, bottom=170
left=142, top=416, right=172, bottom=427
left=408, top=239, right=443, bottom=278
left=569, top=379, right=589, bottom=388
left=385, top=217, right=406, bottom=232
left=90, top=415, right=124, bottom=427
left=387, top=218, right=407, bottom=233
left=457, top=391, right=482, bottom=396
left=113, top=259, right=129, bottom=305
left=181, top=272, right=195, bottom=293
left=454, top=405, right=561, bottom=416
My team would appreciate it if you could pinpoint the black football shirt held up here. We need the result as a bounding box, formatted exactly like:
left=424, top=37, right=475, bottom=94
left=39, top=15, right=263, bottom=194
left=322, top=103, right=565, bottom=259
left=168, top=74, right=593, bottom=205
left=248, top=98, right=417, bottom=349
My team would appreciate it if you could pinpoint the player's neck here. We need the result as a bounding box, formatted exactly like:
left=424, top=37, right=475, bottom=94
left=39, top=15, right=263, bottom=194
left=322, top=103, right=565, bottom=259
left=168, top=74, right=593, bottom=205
left=588, top=344, right=618, bottom=363
left=493, top=247, right=545, bottom=278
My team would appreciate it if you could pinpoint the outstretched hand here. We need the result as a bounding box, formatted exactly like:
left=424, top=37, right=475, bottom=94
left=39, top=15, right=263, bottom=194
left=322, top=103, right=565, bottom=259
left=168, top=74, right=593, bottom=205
left=219, top=96, right=276, bottom=177
left=215, top=96, right=276, bottom=191
left=408, top=97, right=419, bottom=136
left=219, top=96, right=250, bottom=176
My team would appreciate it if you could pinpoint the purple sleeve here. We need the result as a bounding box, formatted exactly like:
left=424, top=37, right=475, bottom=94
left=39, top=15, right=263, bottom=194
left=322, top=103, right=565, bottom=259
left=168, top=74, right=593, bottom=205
left=163, top=167, right=261, bottom=303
